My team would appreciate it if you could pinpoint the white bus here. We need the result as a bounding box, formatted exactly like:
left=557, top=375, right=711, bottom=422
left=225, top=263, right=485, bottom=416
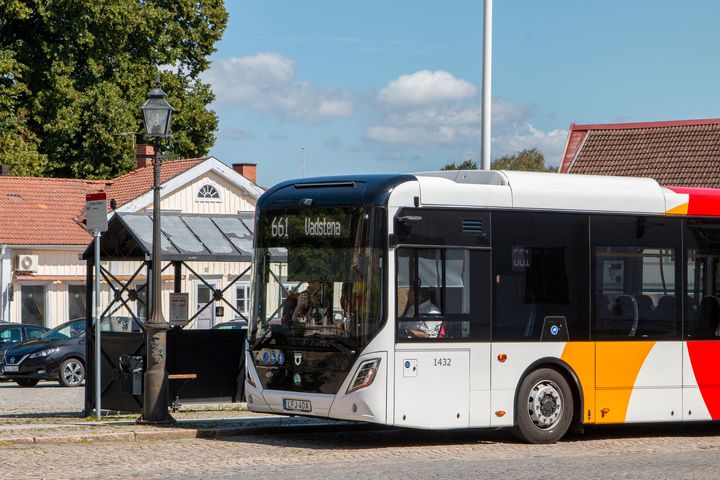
left=246, top=170, right=720, bottom=443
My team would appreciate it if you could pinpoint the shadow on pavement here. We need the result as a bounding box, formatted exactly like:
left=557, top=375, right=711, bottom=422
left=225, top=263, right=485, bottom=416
left=208, top=420, right=720, bottom=449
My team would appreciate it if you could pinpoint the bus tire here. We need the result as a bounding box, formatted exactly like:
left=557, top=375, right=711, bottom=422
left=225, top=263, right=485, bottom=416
left=514, top=367, right=573, bottom=444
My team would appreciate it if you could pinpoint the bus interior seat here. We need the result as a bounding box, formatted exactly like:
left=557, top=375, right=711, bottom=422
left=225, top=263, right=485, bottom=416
left=634, top=294, right=655, bottom=317
left=595, top=294, right=613, bottom=330
left=653, top=295, right=676, bottom=336
left=695, top=296, right=720, bottom=338
left=634, top=294, right=656, bottom=336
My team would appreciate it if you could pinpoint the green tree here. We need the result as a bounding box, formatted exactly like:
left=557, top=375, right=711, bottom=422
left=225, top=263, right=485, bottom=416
left=0, top=0, right=227, bottom=178
left=441, top=158, right=478, bottom=170
left=491, top=148, right=557, bottom=172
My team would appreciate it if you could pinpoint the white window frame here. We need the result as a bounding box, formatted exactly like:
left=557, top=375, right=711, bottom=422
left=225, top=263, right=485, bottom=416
left=196, top=183, right=222, bottom=203
left=234, top=282, right=251, bottom=318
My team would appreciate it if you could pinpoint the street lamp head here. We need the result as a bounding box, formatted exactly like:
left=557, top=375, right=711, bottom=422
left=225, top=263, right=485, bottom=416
left=141, top=77, right=175, bottom=138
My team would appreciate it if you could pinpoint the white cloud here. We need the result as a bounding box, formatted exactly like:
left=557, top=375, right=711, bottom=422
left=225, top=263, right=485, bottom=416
left=366, top=125, right=473, bottom=145
left=378, top=70, right=476, bottom=107
left=492, top=123, right=568, bottom=166
left=202, top=52, right=354, bottom=121
left=365, top=90, right=567, bottom=165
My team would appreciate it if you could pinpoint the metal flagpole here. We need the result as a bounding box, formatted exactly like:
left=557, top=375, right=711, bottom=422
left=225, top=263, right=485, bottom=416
left=481, top=0, right=493, bottom=171
left=94, top=230, right=101, bottom=420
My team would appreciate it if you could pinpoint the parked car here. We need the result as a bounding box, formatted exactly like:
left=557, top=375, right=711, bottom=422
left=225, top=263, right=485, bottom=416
left=0, top=323, right=50, bottom=358
left=212, top=319, right=248, bottom=330
left=0, top=319, right=85, bottom=387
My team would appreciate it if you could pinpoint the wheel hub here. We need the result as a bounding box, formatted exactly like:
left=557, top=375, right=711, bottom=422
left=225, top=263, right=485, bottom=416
left=528, top=380, right=563, bottom=429
left=63, top=362, right=82, bottom=385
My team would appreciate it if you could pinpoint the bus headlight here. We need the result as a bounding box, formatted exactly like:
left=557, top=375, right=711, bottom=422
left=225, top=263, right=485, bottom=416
left=347, top=358, right=380, bottom=394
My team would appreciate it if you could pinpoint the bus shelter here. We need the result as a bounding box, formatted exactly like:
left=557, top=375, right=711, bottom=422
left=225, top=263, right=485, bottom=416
left=81, top=211, right=273, bottom=415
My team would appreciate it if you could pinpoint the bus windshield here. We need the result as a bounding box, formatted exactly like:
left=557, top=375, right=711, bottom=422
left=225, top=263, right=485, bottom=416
left=251, top=206, right=385, bottom=351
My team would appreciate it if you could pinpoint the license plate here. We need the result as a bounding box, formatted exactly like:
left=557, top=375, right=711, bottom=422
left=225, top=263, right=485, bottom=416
left=3, top=365, right=18, bottom=372
left=283, top=399, right=312, bottom=412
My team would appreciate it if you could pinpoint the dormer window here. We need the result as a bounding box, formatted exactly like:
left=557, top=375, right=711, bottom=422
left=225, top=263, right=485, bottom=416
left=197, top=184, right=221, bottom=202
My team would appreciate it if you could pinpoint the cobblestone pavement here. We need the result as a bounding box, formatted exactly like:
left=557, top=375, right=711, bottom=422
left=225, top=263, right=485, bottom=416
left=3, top=422, right=720, bottom=479
left=0, top=380, right=255, bottom=424
left=0, top=380, right=84, bottom=417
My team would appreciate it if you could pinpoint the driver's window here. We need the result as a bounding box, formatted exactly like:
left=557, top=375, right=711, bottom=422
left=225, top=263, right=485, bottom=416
left=397, top=247, right=472, bottom=341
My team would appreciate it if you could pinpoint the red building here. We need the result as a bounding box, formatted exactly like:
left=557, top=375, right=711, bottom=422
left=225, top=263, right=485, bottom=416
left=559, top=119, right=720, bottom=188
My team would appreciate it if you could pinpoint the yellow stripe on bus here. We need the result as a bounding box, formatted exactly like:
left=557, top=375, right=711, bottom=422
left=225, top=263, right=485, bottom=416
left=665, top=202, right=689, bottom=215
left=594, top=342, right=655, bottom=424
left=561, top=342, right=596, bottom=424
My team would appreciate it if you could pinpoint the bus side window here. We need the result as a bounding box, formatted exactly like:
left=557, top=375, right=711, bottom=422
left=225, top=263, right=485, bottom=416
left=590, top=216, right=681, bottom=341
left=592, top=247, right=677, bottom=339
left=686, top=220, right=720, bottom=340
left=492, top=212, right=589, bottom=342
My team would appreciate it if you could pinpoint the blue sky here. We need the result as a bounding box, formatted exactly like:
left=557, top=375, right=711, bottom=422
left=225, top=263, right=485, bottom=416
left=204, top=0, right=720, bottom=186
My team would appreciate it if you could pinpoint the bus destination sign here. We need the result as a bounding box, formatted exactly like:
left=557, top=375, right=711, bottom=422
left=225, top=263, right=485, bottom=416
left=268, top=212, right=353, bottom=240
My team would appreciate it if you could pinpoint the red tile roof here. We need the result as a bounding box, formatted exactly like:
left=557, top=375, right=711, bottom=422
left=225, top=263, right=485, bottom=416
left=0, top=177, right=107, bottom=245
left=0, top=158, right=203, bottom=245
left=560, top=119, right=720, bottom=187
left=105, top=158, right=205, bottom=209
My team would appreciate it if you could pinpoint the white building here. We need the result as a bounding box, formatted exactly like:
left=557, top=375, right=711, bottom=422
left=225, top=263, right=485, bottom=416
left=0, top=146, right=261, bottom=328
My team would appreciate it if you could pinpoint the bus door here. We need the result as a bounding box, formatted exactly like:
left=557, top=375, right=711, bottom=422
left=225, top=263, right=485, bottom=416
left=591, top=216, right=683, bottom=424
left=393, top=245, right=491, bottom=429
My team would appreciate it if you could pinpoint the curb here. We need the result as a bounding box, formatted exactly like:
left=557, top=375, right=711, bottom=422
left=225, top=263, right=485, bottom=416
left=0, top=421, right=379, bottom=446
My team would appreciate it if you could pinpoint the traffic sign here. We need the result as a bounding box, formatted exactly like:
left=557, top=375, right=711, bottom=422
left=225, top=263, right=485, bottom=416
left=86, top=192, right=108, bottom=233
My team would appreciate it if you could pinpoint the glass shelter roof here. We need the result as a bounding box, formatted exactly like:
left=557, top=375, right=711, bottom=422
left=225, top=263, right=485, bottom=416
left=81, top=212, right=276, bottom=262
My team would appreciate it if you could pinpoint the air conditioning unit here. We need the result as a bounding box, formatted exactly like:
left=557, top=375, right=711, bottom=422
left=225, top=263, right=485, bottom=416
left=15, top=254, right=39, bottom=273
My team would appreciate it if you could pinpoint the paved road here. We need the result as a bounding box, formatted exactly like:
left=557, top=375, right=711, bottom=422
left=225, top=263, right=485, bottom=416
left=3, top=422, right=720, bottom=479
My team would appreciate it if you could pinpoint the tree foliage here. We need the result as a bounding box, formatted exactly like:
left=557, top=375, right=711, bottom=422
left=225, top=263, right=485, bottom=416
left=491, top=148, right=557, bottom=172
left=441, top=159, right=478, bottom=170
left=0, top=0, right=227, bottom=178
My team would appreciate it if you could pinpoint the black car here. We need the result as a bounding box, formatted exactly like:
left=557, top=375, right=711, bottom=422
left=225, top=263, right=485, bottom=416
left=0, top=319, right=85, bottom=387
left=212, top=319, right=248, bottom=330
left=0, top=323, right=49, bottom=358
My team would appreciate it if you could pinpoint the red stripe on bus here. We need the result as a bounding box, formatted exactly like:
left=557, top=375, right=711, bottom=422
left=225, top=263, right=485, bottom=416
left=667, top=187, right=720, bottom=216
left=687, top=341, right=720, bottom=420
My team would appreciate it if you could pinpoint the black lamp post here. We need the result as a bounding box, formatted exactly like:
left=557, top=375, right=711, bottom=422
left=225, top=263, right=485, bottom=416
left=139, top=77, right=175, bottom=424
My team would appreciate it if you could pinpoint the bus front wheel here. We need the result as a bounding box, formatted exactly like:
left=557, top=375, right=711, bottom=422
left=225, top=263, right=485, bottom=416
left=514, top=368, right=573, bottom=444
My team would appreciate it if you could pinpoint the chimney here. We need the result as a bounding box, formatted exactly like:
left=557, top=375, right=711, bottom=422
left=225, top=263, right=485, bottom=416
left=0, top=165, right=10, bottom=176
left=136, top=144, right=155, bottom=169
left=233, top=163, right=257, bottom=184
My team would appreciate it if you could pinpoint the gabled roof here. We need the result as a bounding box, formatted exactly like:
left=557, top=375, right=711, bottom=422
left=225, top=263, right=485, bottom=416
left=560, top=119, right=720, bottom=188
left=0, top=177, right=107, bottom=245
left=105, top=158, right=204, bottom=209
left=114, top=157, right=264, bottom=212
